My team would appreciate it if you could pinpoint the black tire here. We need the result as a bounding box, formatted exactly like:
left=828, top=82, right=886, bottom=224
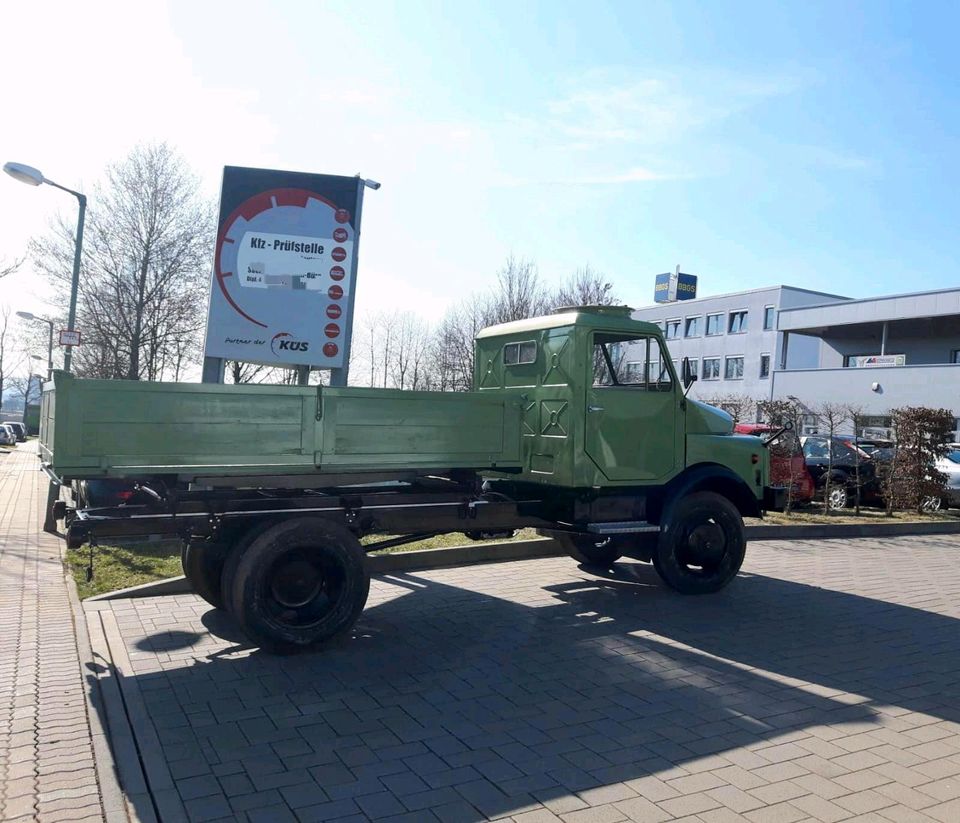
left=654, top=491, right=745, bottom=594
left=181, top=541, right=229, bottom=610
left=552, top=531, right=623, bottom=567
left=225, top=518, right=370, bottom=654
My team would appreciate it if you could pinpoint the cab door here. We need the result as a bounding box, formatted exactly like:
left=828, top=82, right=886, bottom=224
left=584, top=332, right=679, bottom=482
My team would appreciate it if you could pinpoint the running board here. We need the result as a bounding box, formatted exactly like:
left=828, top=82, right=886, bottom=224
left=586, top=521, right=659, bottom=535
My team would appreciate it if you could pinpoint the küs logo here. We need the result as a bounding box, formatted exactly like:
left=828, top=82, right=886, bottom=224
left=271, top=332, right=310, bottom=357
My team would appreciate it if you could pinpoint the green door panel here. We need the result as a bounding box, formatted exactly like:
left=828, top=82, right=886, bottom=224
left=584, top=386, right=678, bottom=481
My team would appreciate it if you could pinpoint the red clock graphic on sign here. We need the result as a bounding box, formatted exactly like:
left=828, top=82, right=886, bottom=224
left=328, top=285, right=343, bottom=300
left=331, top=247, right=346, bottom=262
left=333, top=228, right=348, bottom=242
left=325, top=323, right=340, bottom=338
left=326, top=304, right=342, bottom=319
left=215, top=187, right=349, bottom=328
left=323, top=342, right=339, bottom=357
left=329, top=266, right=345, bottom=281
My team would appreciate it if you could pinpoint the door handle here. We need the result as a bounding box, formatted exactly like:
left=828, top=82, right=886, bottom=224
left=588, top=405, right=604, bottom=413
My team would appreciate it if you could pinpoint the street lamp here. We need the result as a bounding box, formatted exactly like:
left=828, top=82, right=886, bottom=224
left=4, top=162, right=86, bottom=373
left=17, top=311, right=54, bottom=379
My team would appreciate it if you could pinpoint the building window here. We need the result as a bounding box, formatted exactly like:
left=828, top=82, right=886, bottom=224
left=706, top=313, right=723, bottom=336
left=763, top=305, right=775, bottom=330
left=702, top=358, right=721, bottom=380
left=725, top=356, right=744, bottom=380
left=953, top=349, right=960, bottom=364
left=759, top=353, right=770, bottom=379
left=728, top=311, right=748, bottom=334
left=684, top=316, right=701, bottom=338
left=801, top=414, right=819, bottom=435
left=665, top=319, right=680, bottom=339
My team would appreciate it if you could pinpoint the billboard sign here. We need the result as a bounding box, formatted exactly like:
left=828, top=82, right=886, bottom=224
left=654, top=270, right=698, bottom=303
left=654, top=272, right=672, bottom=303
left=203, top=166, right=363, bottom=369
left=852, top=354, right=906, bottom=368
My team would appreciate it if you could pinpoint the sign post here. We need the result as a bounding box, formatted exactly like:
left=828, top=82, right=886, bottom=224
left=202, top=167, right=371, bottom=385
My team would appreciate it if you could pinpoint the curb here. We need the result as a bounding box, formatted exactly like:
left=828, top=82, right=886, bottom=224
left=87, top=520, right=960, bottom=601
left=747, top=520, right=960, bottom=540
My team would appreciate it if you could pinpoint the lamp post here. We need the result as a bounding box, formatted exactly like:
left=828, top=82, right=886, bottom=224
left=17, top=312, right=54, bottom=379
left=4, top=162, right=86, bottom=373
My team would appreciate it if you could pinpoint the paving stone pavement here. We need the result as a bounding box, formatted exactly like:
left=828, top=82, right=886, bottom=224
left=0, top=445, right=107, bottom=822
left=87, top=526, right=960, bottom=822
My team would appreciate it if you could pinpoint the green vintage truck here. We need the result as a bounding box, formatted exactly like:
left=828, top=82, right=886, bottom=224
left=41, top=306, right=781, bottom=652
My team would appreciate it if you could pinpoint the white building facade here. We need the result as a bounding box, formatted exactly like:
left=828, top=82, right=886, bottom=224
left=632, top=283, right=960, bottom=441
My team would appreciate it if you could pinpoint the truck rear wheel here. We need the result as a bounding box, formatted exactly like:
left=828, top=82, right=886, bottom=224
left=654, top=491, right=745, bottom=594
left=552, top=532, right=623, bottom=567
left=181, top=541, right=229, bottom=609
left=226, top=518, right=370, bottom=654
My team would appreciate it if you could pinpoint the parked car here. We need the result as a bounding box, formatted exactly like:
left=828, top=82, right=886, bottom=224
left=836, top=435, right=893, bottom=456
left=6, top=422, right=26, bottom=442
left=0, top=424, right=17, bottom=446
left=800, top=435, right=880, bottom=509
left=936, top=451, right=960, bottom=508
left=735, top=423, right=815, bottom=505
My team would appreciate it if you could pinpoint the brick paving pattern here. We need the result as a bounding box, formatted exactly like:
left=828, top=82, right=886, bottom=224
left=94, top=529, right=960, bottom=821
left=0, top=446, right=105, bottom=822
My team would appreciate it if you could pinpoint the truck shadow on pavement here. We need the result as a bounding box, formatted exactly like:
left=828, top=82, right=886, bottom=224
left=90, top=558, right=960, bottom=821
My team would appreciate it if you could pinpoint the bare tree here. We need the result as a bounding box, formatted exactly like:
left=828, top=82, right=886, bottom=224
left=757, top=397, right=806, bottom=514
left=881, top=406, right=955, bottom=515
left=0, top=256, right=24, bottom=280
left=815, top=402, right=850, bottom=513
left=552, top=265, right=620, bottom=309
left=846, top=404, right=866, bottom=515
left=390, top=313, right=432, bottom=390
left=434, top=256, right=549, bottom=391
left=705, top=393, right=756, bottom=425
left=30, top=142, right=214, bottom=380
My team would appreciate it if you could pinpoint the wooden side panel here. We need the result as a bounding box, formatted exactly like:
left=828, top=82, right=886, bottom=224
left=318, top=388, right=521, bottom=469
left=41, top=373, right=522, bottom=479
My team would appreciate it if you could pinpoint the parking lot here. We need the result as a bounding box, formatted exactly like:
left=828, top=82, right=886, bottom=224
left=85, top=534, right=960, bottom=822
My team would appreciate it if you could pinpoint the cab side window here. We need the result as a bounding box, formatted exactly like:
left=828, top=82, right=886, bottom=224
left=592, top=334, right=674, bottom=391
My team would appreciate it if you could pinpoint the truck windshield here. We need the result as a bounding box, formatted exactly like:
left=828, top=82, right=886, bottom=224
left=593, top=333, right=673, bottom=391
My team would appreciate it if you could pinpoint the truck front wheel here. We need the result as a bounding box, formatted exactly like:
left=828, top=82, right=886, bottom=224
left=654, top=491, right=745, bottom=594
left=226, top=518, right=370, bottom=653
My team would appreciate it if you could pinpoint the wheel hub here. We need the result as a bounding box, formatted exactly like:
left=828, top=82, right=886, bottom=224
left=270, top=559, right=323, bottom=608
left=685, top=521, right=726, bottom=566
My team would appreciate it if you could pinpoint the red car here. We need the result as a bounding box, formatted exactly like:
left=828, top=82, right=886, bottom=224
left=735, top=423, right=815, bottom=505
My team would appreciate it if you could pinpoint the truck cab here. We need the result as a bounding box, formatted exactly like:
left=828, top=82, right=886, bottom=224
left=475, top=305, right=768, bottom=517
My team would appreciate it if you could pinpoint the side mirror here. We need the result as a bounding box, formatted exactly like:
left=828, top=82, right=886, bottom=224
left=681, top=356, right=697, bottom=391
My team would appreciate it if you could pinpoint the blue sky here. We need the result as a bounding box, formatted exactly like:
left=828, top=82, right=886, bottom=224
left=2, top=0, right=959, bottom=321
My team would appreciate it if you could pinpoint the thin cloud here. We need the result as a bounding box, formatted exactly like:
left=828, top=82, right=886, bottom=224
left=538, top=68, right=813, bottom=150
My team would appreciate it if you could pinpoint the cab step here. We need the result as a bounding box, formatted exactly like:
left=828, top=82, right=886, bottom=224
left=586, top=521, right=660, bottom=535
